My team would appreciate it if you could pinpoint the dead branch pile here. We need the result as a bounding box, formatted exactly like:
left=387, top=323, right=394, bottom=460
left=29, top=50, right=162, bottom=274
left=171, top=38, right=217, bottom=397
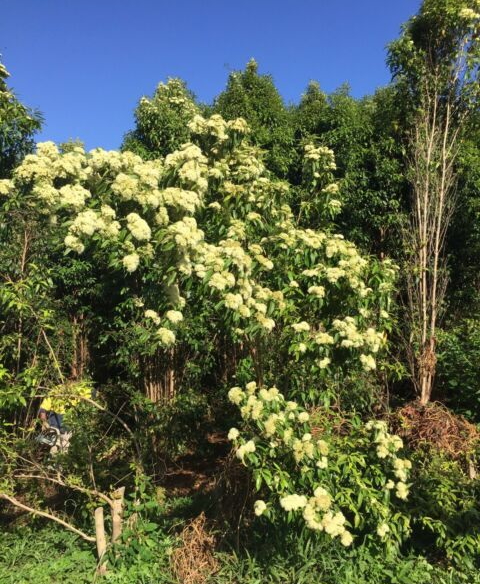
left=392, top=401, right=480, bottom=458
left=171, top=513, right=219, bottom=584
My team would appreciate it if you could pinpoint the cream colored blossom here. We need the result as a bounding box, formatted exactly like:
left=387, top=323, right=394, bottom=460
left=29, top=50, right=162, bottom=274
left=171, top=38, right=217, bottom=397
left=316, top=457, right=328, bottom=469
left=360, top=354, right=376, bottom=371
left=157, top=327, right=176, bottom=346
left=126, top=213, right=151, bottom=241
left=144, top=309, right=161, bottom=325
left=64, top=234, right=85, bottom=254
left=165, top=310, right=183, bottom=324
left=340, top=531, right=353, bottom=546
left=122, top=253, right=140, bottom=273
left=292, top=321, right=310, bottom=333
left=280, top=494, right=308, bottom=512
left=228, top=427, right=239, bottom=441
left=316, top=440, right=329, bottom=456
left=377, top=523, right=390, bottom=537
left=254, top=500, right=267, bottom=516
left=236, top=440, right=256, bottom=461
left=308, top=285, right=325, bottom=298
left=395, top=482, right=409, bottom=500
left=59, top=184, right=90, bottom=209
left=317, top=357, right=331, bottom=369
left=228, top=387, right=245, bottom=405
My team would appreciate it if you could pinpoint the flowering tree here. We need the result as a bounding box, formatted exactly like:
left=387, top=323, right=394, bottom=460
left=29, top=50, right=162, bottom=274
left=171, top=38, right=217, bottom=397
left=0, top=61, right=42, bottom=178
left=0, top=112, right=406, bottom=545
left=227, top=383, right=411, bottom=548
left=122, top=78, right=199, bottom=159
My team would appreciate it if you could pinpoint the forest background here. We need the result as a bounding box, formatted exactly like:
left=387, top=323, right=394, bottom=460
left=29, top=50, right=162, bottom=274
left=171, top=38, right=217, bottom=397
left=1, top=1, right=480, bottom=583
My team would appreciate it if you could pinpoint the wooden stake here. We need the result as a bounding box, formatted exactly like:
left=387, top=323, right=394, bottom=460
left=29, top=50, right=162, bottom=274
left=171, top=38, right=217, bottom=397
left=94, top=506, right=107, bottom=575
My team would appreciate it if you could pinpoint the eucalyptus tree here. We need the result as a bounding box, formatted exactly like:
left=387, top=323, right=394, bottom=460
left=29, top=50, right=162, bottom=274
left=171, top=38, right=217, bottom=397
left=388, top=0, right=480, bottom=404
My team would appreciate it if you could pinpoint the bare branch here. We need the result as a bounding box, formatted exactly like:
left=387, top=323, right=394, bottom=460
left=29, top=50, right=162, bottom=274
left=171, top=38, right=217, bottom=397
left=0, top=493, right=96, bottom=543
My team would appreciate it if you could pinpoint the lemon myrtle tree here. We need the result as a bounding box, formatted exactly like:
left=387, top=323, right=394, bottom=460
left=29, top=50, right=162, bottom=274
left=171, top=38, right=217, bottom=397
left=1, top=111, right=407, bottom=547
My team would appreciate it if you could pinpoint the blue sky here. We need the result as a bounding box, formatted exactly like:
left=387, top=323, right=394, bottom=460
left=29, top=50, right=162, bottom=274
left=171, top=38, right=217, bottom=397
left=2, top=1, right=420, bottom=151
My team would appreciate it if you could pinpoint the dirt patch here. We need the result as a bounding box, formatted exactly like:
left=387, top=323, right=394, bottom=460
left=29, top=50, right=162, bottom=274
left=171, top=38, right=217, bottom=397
left=163, top=432, right=230, bottom=497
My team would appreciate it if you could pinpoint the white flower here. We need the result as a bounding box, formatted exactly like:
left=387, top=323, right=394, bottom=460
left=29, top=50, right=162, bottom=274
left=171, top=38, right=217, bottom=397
left=308, top=285, right=325, bottom=298
left=126, top=212, right=151, bottom=241
left=360, top=354, right=376, bottom=371
left=236, top=440, right=256, bottom=461
left=280, top=494, right=307, bottom=512
left=144, top=309, right=161, bottom=325
left=122, top=253, right=140, bottom=273
left=340, top=531, right=353, bottom=547
left=292, top=321, right=310, bottom=332
left=316, top=440, right=329, bottom=456
left=314, top=332, right=334, bottom=345
left=64, top=234, right=85, bottom=254
left=395, top=481, right=409, bottom=500
left=254, top=500, right=267, bottom=516
left=298, top=412, right=310, bottom=423
left=224, top=293, right=243, bottom=310
left=165, top=310, right=183, bottom=324
left=317, top=357, right=331, bottom=369
left=157, top=327, right=176, bottom=346
left=59, top=184, right=90, bottom=209
left=316, top=456, right=328, bottom=469
left=228, top=428, right=239, bottom=441
left=313, top=486, right=332, bottom=510
left=376, top=445, right=389, bottom=459
left=228, top=387, right=245, bottom=405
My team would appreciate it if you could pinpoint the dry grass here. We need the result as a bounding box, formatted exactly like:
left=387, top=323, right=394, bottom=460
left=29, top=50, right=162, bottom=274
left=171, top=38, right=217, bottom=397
left=171, top=512, right=219, bottom=584
left=392, top=401, right=480, bottom=458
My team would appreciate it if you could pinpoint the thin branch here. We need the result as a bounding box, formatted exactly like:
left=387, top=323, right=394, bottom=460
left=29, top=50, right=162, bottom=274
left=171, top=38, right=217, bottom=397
left=15, top=473, right=113, bottom=507
left=0, top=493, right=96, bottom=543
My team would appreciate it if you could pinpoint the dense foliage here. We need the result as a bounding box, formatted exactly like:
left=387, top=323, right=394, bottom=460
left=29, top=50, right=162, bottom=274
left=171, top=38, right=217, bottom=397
left=1, top=1, right=480, bottom=582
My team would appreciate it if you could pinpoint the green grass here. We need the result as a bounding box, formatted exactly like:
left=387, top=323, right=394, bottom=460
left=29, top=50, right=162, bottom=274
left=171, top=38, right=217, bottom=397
left=0, top=524, right=96, bottom=584
left=2, top=509, right=480, bottom=584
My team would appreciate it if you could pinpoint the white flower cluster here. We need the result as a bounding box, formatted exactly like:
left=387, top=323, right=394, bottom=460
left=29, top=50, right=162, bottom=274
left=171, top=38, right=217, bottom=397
left=304, top=144, right=336, bottom=168
left=365, top=420, right=411, bottom=500
left=8, top=115, right=393, bottom=395
left=459, top=7, right=480, bottom=20
left=228, top=383, right=411, bottom=546
left=126, top=213, right=151, bottom=241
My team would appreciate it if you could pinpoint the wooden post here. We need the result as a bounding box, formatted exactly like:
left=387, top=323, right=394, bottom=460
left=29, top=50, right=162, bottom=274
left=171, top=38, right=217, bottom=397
left=111, top=486, right=125, bottom=544
left=94, top=506, right=107, bottom=574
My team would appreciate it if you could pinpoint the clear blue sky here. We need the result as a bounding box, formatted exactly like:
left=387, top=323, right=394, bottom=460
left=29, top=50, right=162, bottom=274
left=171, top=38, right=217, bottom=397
left=2, top=1, right=420, bottom=151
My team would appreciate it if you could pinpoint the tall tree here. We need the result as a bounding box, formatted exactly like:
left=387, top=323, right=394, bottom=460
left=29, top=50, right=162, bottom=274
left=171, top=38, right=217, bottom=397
left=122, top=78, right=199, bottom=159
left=388, top=0, right=480, bottom=404
left=213, top=59, right=295, bottom=178
left=293, top=83, right=408, bottom=257
left=0, top=61, right=42, bottom=178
